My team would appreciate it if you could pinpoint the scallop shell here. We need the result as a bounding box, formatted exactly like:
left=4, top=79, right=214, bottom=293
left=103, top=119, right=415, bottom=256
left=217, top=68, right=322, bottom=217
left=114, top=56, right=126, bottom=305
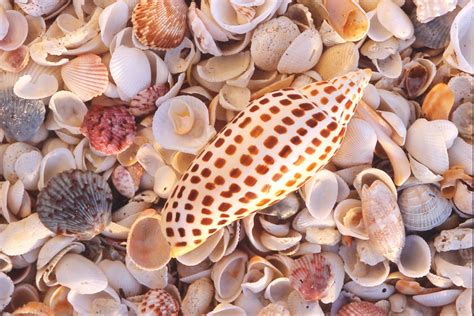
left=397, top=235, right=431, bottom=278
left=314, top=42, right=359, bottom=80
left=36, top=169, right=113, bottom=240
left=277, top=29, right=323, bottom=74
left=377, top=0, right=414, bottom=40
left=0, top=89, right=45, bottom=142
left=80, top=105, right=136, bottom=155
left=412, top=8, right=457, bottom=49
left=413, top=0, right=457, bottom=23
left=61, top=54, right=108, bottom=101
left=0, top=10, right=28, bottom=52
left=132, top=0, right=187, bottom=50
left=324, top=0, right=369, bottom=41
left=338, top=301, right=387, bottom=316
left=398, top=184, right=452, bottom=231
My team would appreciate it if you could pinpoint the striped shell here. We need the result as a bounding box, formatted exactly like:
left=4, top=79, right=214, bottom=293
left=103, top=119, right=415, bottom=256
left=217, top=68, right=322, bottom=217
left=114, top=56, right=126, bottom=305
left=138, top=289, right=179, bottom=316
left=161, top=69, right=372, bottom=257
left=36, top=169, right=113, bottom=240
left=132, top=0, right=187, bottom=50
left=337, top=301, right=387, bottom=316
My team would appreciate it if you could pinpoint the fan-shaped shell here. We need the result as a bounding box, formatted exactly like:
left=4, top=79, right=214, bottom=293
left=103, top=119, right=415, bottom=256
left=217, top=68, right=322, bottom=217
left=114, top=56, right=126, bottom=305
left=61, top=54, right=108, bottom=101
left=398, top=184, right=452, bottom=231
left=132, top=0, right=187, bottom=50
left=36, top=169, right=113, bottom=240
left=338, top=301, right=387, bottom=316
left=0, top=89, right=45, bottom=142
left=413, top=8, right=456, bottom=49
left=315, top=42, right=359, bottom=80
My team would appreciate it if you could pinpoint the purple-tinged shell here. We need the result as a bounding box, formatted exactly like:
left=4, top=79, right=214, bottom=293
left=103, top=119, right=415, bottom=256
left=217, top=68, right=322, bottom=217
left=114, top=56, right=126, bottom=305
left=129, top=84, right=169, bottom=117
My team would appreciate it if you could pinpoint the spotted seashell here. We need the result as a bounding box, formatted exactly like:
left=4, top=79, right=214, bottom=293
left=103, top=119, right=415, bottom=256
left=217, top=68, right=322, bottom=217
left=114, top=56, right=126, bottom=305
left=36, top=169, right=113, bottom=240
left=289, top=253, right=334, bottom=301
left=80, top=105, right=136, bottom=155
left=138, top=289, right=179, bottom=316
left=161, top=69, right=372, bottom=257
left=0, top=89, right=45, bottom=141
left=129, top=84, right=169, bottom=117
left=337, top=301, right=387, bottom=316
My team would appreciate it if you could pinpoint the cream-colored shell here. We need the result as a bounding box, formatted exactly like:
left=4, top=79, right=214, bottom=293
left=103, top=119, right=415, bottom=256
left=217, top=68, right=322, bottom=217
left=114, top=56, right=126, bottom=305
left=211, top=250, right=248, bottom=303
left=396, top=235, right=431, bottom=278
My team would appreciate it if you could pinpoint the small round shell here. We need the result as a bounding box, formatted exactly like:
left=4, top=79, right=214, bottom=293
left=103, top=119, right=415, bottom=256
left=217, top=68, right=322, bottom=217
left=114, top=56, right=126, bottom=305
left=36, top=169, right=113, bottom=240
left=80, top=105, right=136, bottom=155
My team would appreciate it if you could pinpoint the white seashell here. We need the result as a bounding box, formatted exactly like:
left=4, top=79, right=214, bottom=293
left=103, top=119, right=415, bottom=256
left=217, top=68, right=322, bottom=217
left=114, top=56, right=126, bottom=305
left=196, top=52, right=251, bottom=83
left=263, top=277, right=292, bottom=303
left=332, top=118, right=377, bottom=168
left=361, top=37, right=399, bottom=60
left=397, top=235, right=431, bottom=278
left=125, top=256, right=168, bottom=289
left=362, top=83, right=380, bottom=109
left=334, top=199, right=369, bottom=240
left=277, top=29, right=323, bottom=74
left=99, top=1, right=129, bottom=47
left=208, top=303, right=246, bottom=316
left=38, top=148, right=76, bottom=191
left=14, top=150, right=42, bottom=191
left=0, top=10, right=28, bottom=52
left=398, top=184, right=452, bottom=231
left=343, top=281, right=395, bottom=300
left=390, top=293, right=408, bottom=313
left=319, top=20, right=346, bottom=47
left=182, top=277, right=214, bottom=316
left=426, top=272, right=454, bottom=288
left=211, top=250, right=248, bottom=303
left=219, top=84, right=251, bottom=112
left=165, top=37, right=196, bottom=74
left=367, top=10, right=392, bottom=42
left=37, top=235, right=75, bottom=270
left=14, top=73, right=59, bottom=100
left=456, top=288, right=472, bottom=315
left=67, top=286, right=121, bottom=315
left=153, top=165, right=178, bottom=199
left=413, top=289, right=462, bottom=307
left=448, top=137, right=473, bottom=175
left=152, top=95, right=215, bottom=154
left=409, top=154, right=443, bottom=184
left=287, top=290, right=324, bottom=316
left=0, top=213, right=53, bottom=256
left=413, top=0, right=457, bottom=23
left=260, top=230, right=302, bottom=251
left=2, top=142, right=38, bottom=183
left=0, top=272, right=13, bottom=310
left=356, top=239, right=386, bottom=266
left=306, top=227, right=341, bottom=246
left=209, top=0, right=281, bottom=34
left=301, top=169, right=338, bottom=219
left=373, top=52, right=403, bottom=79
left=49, top=91, right=88, bottom=135
left=377, top=0, right=414, bottom=40
left=353, top=168, right=397, bottom=198
left=109, top=45, right=151, bottom=100
left=144, top=50, right=169, bottom=86
left=434, top=228, right=473, bottom=252
left=434, top=251, right=472, bottom=288
left=56, top=253, right=107, bottom=295
left=97, top=260, right=141, bottom=297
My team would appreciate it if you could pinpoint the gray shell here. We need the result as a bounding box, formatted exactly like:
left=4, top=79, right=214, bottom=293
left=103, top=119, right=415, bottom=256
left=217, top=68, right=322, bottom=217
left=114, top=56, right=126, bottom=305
left=0, top=90, right=45, bottom=141
left=412, top=9, right=458, bottom=49
left=37, top=169, right=113, bottom=240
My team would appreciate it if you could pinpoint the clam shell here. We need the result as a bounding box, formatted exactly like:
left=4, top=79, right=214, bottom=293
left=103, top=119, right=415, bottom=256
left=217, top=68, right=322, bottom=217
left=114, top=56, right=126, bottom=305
left=314, top=42, right=359, bottom=80
left=286, top=290, right=324, bottom=315
left=129, top=84, right=169, bottom=117
left=49, top=91, right=88, bottom=135
left=264, top=277, right=293, bottom=303
left=367, top=10, right=392, bottom=42
left=80, top=105, right=136, bottom=155
left=0, top=272, right=14, bottom=310
left=0, top=10, right=28, bottom=52
left=374, top=53, right=403, bottom=79
left=56, top=253, right=107, bottom=294
left=164, top=37, right=196, bottom=74
left=132, top=0, right=187, bottom=50
left=334, top=199, right=369, bottom=240
left=398, top=184, right=452, bottom=231
left=126, top=256, right=168, bottom=289
left=10, top=283, right=39, bottom=311
left=277, top=29, right=323, bottom=74
left=38, top=147, right=76, bottom=191
left=301, top=169, right=338, bottom=220
left=401, top=58, right=436, bottom=98
left=413, top=289, right=462, bottom=307
left=0, top=90, right=45, bottom=142
left=377, top=0, right=414, bottom=40
left=211, top=250, right=248, bottom=303
left=361, top=180, right=405, bottom=262
left=208, top=303, right=246, bottom=316
left=338, top=301, right=387, bottom=316
left=250, top=16, right=300, bottom=71
left=36, top=169, right=112, bottom=240
left=37, top=235, right=75, bottom=270
left=413, top=0, right=457, bottom=23
left=325, top=0, right=369, bottom=41
left=2, top=142, right=38, bottom=183
left=181, top=277, right=214, bottom=316
left=397, top=235, right=431, bottom=278
left=61, top=54, right=108, bottom=101
left=353, top=168, right=397, bottom=198
left=66, top=286, right=121, bottom=315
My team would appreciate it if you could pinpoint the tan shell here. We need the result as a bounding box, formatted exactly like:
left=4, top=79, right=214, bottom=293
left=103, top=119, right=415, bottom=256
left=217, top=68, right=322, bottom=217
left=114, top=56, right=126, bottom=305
left=181, top=277, right=214, bottom=316
left=324, top=0, right=369, bottom=41
left=421, top=83, right=455, bottom=121
left=0, top=45, right=29, bottom=73
left=314, top=42, right=359, bottom=80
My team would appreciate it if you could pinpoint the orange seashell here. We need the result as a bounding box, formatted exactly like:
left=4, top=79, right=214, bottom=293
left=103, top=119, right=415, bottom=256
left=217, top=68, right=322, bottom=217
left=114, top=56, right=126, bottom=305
left=12, top=301, right=55, bottom=316
left=138, top=289, right=180, bottom=316
left=61, top=54, right=109, bottom=101
left=395, top=279, right=441, bottom=295
left=337, top=301, right=387, bottom=316
left=324, top=0, right=369, bottom=41
left=421, top=83, right=454, bottom=120
left=132, top=0, right=187, bottom=50
left=290, top=253, right=335, bottom=301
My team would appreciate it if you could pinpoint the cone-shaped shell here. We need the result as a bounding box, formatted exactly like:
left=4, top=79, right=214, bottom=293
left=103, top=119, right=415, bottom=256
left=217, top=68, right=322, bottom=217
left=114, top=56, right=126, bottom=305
left=132, top=0, right=187, bottom=50
left=61, top=54, right=108, bottom=101
left=161, top=70, right=372, bottom=257
left=361, top=180, right=405, bottom=262
left=36, top=169, right=113, bottom=240
left=0, top=89, right=45, bottom=141
left=337, top=301, right=387, bottom=316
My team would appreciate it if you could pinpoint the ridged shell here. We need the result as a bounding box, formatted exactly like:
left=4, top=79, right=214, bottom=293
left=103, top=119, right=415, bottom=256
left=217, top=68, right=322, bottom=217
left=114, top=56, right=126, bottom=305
left=36, top=169, right=113, bottom=240
left=129, top=85, right=169, bottom=117
left=337, top=301, right=387, bottom=316
left=132, top=0, right=187, bottom=50
left=398, top=184, right=452, bottom=231
left=161, top=70, right=371, bottom=257
left=61, top=54, right=108, bottom=101
left=412, top=8, right=457, bottom=49
left=289, top=253, right=335, bottom=301
left=314, top=42, right=359, bottom=80
left=0, top=89, right=45, bottom=141
left=80, top=105, right=136, bottom=155
left=361, top=180, right=405, bottom=262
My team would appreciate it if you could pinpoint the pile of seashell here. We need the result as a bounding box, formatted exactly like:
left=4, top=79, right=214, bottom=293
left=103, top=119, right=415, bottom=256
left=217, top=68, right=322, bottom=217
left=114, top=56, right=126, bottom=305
left=0, top=0, right=472, bottom=315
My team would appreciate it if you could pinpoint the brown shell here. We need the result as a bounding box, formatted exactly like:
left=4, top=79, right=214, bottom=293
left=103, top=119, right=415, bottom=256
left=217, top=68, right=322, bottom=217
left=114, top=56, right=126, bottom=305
left=129, top=84, right=169, bottom=117
left=138, top=289, right=180, bottom=316
left=337, top=301, right=387, bottom=316
left=132, top=0, right=187, bottom=50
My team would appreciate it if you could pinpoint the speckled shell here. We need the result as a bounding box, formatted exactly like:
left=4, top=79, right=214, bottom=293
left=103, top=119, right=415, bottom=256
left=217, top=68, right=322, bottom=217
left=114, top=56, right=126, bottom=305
left=289, top=253, right=334, bottom=301
left=138, top=289, right=179, bottom=316
left=132, top=0, right=187, bottom=50
left=129, top=84, right=169, bottom=117
left=80, top=105, right=136, bottom=155
left=0, top=89, right=45, bottom=141
left=337, top=301, right=387, bottom=316
left=161, top=69, right=372, bottom=257
left=36, top=169, right=113, bottom=240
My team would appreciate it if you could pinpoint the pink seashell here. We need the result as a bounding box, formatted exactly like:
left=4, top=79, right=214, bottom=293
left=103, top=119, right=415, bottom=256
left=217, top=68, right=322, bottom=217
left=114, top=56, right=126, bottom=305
left=289, top=253, right=335, bottom=301
left=112, top=165, right=138, bottom=198
left=61, top=54, right=109, bottom=101
left=129, top=84, right=169, bottom=117
left=81, top=105, right=136, bottom=155
left=138, top=289, right=179, bottom=316
left=337, top=301, right=387, bottom=316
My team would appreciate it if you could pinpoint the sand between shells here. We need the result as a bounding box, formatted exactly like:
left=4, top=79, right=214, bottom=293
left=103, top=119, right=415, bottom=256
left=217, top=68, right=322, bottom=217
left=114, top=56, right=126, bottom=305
left=0, top=0, right=473, bottom=315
